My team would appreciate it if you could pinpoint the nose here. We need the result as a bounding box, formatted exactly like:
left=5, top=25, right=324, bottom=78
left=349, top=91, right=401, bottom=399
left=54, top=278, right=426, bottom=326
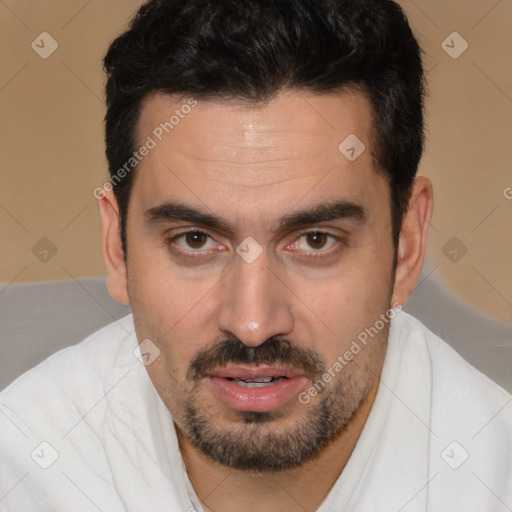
left=216, top=248, right=294, bottom=347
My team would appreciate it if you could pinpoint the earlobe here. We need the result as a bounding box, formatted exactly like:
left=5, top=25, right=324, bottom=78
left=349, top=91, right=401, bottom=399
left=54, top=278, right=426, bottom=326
left=97, top=187, right=130, bottom=305
left=391, top=176, right=434, bottom=307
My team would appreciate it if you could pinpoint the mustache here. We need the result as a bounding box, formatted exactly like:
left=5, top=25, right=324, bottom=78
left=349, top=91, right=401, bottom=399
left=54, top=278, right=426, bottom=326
left=187, top=336, right=326, bottom=382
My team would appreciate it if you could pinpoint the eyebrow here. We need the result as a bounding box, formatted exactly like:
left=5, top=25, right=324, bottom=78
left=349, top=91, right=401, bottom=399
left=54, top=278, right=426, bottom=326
left=144, top=199, right=367, bottom=234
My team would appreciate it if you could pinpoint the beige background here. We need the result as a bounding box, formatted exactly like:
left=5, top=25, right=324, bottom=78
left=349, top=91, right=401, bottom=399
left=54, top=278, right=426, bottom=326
left=1, top=0, right=511, bottom=324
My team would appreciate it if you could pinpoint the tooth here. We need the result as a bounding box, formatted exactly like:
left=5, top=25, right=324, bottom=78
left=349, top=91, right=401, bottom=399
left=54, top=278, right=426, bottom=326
left=233, top=378, right=280, bottom=388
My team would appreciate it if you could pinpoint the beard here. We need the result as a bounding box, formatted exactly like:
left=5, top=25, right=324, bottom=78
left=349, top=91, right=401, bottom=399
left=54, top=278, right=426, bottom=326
left=174, top=333, right=379, bottom=472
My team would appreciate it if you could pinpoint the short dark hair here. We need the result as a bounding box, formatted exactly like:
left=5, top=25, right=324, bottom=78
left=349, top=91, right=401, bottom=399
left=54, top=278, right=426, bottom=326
left=103, top=0, right=426, bottom=259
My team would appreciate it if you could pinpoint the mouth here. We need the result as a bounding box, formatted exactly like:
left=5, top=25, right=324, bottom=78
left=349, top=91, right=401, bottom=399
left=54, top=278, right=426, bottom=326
left=206, top=366, right=309, bottom=412
left=226, top=376, right=286, bottom=388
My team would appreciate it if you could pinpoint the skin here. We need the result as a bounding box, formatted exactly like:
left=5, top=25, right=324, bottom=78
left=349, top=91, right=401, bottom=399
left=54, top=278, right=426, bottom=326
left=98, top=89, right=433, bottom=512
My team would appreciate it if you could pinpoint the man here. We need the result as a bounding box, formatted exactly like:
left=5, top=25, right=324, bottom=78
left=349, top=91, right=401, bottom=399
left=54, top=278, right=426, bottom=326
left=1, top=0, right=511, bottom=510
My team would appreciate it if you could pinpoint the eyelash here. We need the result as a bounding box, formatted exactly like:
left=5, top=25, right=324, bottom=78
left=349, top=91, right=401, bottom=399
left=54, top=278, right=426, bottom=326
left=165, top=228, right=342, bottom=261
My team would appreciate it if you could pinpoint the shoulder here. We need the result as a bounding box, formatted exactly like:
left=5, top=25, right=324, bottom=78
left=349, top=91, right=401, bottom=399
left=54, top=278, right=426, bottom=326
left=0, top=314, right=148, bottom=510
left=392, top=310, right=512, bottom=406
left=0, top=313, right=137, bottom=411
left=393, top=312, right=512, bottom=475
left=394, top=310, right=511, bottom=399
left=0, top=316, right=137, bottom=465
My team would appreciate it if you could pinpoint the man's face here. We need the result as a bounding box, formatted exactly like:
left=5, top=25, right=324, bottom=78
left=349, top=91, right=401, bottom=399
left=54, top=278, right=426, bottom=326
left=122, top=89, right=396, bottom=470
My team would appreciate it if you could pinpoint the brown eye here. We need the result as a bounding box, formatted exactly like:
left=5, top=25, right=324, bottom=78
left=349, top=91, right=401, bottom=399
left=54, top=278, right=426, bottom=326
left=289, top=230, right=339, bottom=256
left=305, top=231, right=329, bottom=250
left=167, top=229, right=225, bottom=261
left=184, top=231, right=209, bottom=249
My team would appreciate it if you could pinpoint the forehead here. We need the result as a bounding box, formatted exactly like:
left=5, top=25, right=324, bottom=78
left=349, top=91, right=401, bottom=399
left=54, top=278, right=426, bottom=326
left=131, top=88, right=385, bottom=223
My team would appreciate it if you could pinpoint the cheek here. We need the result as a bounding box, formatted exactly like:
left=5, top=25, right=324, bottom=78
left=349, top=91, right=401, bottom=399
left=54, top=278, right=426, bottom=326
left=128, top=240, right=215, bottom=334
left=127, top=253, right=221, bottom=389
left=293, top=250, right=393, bottom=367
left=306, top=249, right=392, bottom=320
left=129, top=274, right=203, bottom=415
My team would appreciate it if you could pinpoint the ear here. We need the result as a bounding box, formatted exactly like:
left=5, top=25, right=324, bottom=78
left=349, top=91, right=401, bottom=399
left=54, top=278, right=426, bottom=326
left=97, top=187, right=129, bottom=305
left=391, top=176, right=434, bottom=307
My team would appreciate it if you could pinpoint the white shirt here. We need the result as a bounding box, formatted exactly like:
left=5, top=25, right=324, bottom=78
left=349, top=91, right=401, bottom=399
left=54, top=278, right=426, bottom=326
left=1, top=311, right=511, bottom=511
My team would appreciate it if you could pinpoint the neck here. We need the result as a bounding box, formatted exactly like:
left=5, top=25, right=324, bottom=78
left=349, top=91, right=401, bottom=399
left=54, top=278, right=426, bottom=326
left=178, top=378, right=380, bottom=512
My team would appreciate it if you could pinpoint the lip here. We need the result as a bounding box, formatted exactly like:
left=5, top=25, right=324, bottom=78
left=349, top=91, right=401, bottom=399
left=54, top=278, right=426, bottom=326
left=206, top=366, right=309, bottom=412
